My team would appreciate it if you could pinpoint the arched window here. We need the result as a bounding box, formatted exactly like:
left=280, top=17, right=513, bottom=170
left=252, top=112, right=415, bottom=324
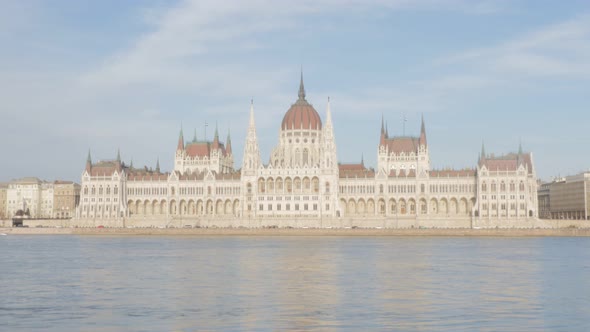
left=481, top=182, right=487, bottom=192
left=500, top=182, right=506, bottom=192
left=258, top=178, right=265, bottom=193
left=491, top=182, right=497, bottom=192
left=303, top=148, right=309, bottom=166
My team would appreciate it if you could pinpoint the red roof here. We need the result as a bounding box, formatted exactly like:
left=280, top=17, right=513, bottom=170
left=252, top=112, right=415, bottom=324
left=480, top=153, right=533, bottom=174
left=281, top=102, right=322, bottom=131
left=430, top=169, right=476, bottom=177
left=382, top=137, right=419, bottom=154
left=184, top=141, right=227, bottom=158
left=89, top=161, right=122, bottom=176
left=339, top=163, right=375, bottom=178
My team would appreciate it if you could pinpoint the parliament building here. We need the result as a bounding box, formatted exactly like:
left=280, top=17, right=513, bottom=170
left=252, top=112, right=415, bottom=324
left=76, top=75, right=539, bottom=228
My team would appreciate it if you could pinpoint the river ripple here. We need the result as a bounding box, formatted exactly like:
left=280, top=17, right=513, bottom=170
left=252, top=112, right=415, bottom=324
left=1, top=236, right=589, bottom=331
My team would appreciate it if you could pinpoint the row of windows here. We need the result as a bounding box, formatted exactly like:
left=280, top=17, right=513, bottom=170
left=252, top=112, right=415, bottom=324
left=84, top=197, right=118, bottom=203
left=128, top=187, right=167, bottom=196
left=340, top=185, right=377, bottom=194
left=259, top=196, right=319, bottom=201
left=256, top=178, right=326, bottom=194
left=481, top=181, right=526, bottom=193
left=481, top=195, right=526, bottom=200
left=429, top=184, right=475, bottom=194
left=257, top=203, right=324, bottom=212
left=84, top=186, right=119, bottom=195
left=481, top=203, right=526, bottom=210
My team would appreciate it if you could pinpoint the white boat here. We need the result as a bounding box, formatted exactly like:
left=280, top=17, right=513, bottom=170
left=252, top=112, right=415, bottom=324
left=0, top=233, right=7, bottom=236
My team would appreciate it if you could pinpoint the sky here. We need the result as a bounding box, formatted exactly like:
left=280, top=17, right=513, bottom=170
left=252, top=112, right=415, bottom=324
left=1, top=0, right=589, bottom=182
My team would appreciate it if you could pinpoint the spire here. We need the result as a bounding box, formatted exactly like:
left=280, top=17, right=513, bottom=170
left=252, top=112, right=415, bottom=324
left=419, top=114, right=427, bottom=146
left=481, top=141, right=486, bottom=160
left=85, top=149, right=92, bottom=172
left=116, top=148, right=121, bottom=162
left=177, top=125, right=184, bottom=151
left=212, top=122, right=220, bottom=149
left=361, top=153, right=364, bottom=166
left=298, top=69, right=306, bottom=101
left=385, top=121, right=389, bottom=138
left=156, top=157, right=160, bottom=173
left=130, top=159, right=134, bottom=169
left=193, top=128, right=197, bottom=143
left=518, top=140, right=523, bottom=155
left=225, top=127, right=232, bottom=154
left=243, top=99, right=261, bottom=172
left=380, top=114, right=386, bottom=146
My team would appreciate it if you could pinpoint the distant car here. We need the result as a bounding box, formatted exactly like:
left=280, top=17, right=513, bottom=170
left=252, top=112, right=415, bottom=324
left=97, top=225, right=105, bottom=228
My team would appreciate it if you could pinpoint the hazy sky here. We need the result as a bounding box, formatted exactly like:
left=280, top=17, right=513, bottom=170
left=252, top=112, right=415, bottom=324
left=1, top=0, right=589, bottom=182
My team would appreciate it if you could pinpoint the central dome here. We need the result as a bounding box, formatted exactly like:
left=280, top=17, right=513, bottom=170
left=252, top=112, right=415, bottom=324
left=281, top=74, right=322, bottom=131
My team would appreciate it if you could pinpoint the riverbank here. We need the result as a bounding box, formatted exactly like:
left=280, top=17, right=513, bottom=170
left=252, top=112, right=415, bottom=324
left=2, top=227, right=590, bottom=237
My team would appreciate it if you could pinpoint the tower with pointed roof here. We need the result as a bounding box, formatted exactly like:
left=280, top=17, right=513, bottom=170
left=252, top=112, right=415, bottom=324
left=242, top=100, right=261, bottom=175
left=174, top=122, right=234, bottom=175
left=378, top=115, right=430, bottom=176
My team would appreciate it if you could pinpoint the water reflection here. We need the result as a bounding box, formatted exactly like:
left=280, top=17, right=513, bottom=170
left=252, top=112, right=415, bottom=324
left=1, top=236, right=589, bottom=331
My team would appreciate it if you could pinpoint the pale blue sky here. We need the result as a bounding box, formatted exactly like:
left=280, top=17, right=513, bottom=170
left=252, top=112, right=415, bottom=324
left=1, top=0, right=589, bottom=182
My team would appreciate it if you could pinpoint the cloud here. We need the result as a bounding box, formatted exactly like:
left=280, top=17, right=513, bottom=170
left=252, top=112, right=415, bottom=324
left=437, top=14, right=590, bottom=78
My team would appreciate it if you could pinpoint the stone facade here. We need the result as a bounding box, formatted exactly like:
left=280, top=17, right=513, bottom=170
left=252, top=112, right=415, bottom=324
left=538, top=172, right=590, bottom=220
left=4, top=178, right=80, bottom=219
left=0, top=183, right=7, bottom=219
left=53, top=181, right=81, bottom=219
left=75, top=75, right=539, bottom=228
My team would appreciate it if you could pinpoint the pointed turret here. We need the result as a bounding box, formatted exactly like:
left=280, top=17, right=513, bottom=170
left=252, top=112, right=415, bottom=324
left=242, top=100, right=261, bottom=173
left=130, top=159, right=134, bottom=169
left=380, top=114, right=386, bottom=146
left=298, top=69, right=306, bottom=101
left=480, top=141, right=486, bottom=162
left=193, top=129, right=197, bottom=143
left=85, top=149, right=92, bottom=172
left=326, top=96, right=333, bottom=127
left=385, top=121, right=389, bottom=138
left=156, top=157, right=160, bottom=173
left=518, top=141, right=523, bottom=155
left=419, top=114, right=427, bottom=147
left=212, top=122, right=220, bottom=149
left=226, top=129, right=232, bottom=155
left=177, top=126, right=184, bottom=151
left=361, top=153, right=365, bottom=167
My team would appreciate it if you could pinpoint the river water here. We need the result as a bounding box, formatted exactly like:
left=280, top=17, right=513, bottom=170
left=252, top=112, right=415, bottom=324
left=1, top=235, right=589, bottom=331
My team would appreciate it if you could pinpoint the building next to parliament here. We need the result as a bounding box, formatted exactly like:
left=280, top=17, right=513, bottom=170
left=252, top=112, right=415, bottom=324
left=75, top=75, right=539, bottom=228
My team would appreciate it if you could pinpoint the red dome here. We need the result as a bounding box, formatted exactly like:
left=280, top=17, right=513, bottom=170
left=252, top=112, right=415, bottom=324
left=281, top=74, right=322, bottom=130
left=281, top=102, right=322, bottom=131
